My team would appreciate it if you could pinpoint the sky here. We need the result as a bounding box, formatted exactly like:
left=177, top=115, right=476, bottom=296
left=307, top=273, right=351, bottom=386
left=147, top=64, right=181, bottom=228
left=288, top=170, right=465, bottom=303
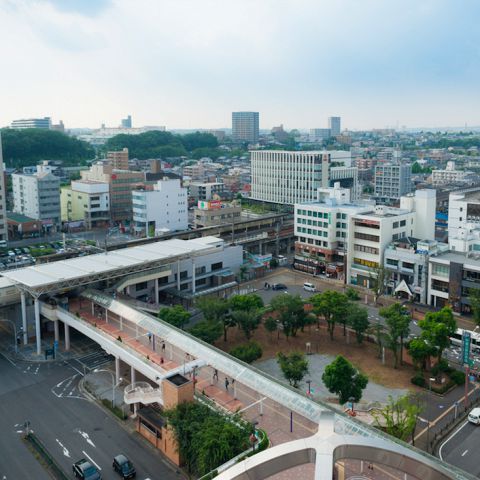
left=1, top=0, right=479, bottom=131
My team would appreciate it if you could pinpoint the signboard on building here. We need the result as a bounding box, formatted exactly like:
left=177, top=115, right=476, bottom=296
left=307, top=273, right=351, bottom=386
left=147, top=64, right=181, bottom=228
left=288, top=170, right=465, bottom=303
left=462, top=331, right=471, bottom=366
left=198, top=200, right=222, bottom=210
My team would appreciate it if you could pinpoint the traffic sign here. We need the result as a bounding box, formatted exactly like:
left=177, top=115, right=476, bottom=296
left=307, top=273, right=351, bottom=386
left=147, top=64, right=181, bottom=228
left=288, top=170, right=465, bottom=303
left=462, top=332, right=472, bottom=365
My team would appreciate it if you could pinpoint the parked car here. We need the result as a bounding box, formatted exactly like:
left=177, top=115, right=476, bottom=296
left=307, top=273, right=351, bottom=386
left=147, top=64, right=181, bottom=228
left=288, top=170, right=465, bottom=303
left=72, top=458, right=101, bottom=480
left=112, top=454, right=136, bottom=479
left=272, top=283, right=287, bottom=290
left=468, top=407, right=480, bottom=425
left=22, top=247, right=30, bottom=254
left=303, top=282, right=316, bottom=292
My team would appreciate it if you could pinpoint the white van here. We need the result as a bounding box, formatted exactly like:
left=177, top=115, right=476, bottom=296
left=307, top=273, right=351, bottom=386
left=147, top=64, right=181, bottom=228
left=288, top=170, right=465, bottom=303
left=468, top=407, right=480, bottom=425
left=303, top=282, right=316, bottom=292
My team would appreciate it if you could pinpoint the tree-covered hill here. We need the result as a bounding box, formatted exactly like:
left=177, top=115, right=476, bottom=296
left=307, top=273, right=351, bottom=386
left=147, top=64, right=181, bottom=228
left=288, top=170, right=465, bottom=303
left=1, top=128, right=95, bottom=168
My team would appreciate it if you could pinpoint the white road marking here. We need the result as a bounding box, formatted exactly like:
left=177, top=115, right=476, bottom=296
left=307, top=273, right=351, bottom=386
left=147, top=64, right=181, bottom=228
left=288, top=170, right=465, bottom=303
left=461, top=449, right=469, bottom=456
left=77, top=430, right=96, bottom=448
left=15, top=430, right=23, bottom=433
left=69, top=364, right=84, bottom=376
left=55, top=439, right=70, bottom=458
left=438, top=420, right=469, bottom=460
left=82, top=451, right=101, bottom=470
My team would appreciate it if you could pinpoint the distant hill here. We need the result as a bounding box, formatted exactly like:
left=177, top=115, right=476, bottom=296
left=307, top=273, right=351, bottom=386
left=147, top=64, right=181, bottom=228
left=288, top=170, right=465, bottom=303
left=1, top=128, right=95, bottom=169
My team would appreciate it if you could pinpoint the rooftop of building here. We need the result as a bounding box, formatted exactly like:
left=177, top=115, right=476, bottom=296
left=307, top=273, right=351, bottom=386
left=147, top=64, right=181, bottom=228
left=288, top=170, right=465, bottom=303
left=430, top=250, right=480, bottom=267
left=7, top=212, right=37, bottom=224
left=295, top=200, right=370, bottom=211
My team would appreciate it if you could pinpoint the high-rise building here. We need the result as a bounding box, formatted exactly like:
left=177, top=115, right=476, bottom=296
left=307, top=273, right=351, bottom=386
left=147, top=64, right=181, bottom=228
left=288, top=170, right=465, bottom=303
left=374, top=163, right=413, bottom=203
left=12, top=171, right=61, bottom=230
left=121, top=115, right=132, bottom=128
left=132, top=178, right=188, bottom=235
left=232, top=112, right=259, bottom=143
left=328, top=116, right=341, bottom=136
left=309, top=128, right=331, bottom=142
left=251, top=150, right=358, bottom=205
left=11, top=117, right=51, bottom=129
left=0, top=133, right=8, bottom=243
left=107, top=148, right=129, bottom=170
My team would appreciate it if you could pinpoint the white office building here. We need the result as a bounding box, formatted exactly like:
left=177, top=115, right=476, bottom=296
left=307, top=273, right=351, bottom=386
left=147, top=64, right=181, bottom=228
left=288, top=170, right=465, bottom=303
left=374, top=163, right=413, bottom=203
left=431, top=162, right=471, bottom=185
left=11, top=117, right=51, bottom=129
left=12, top=170, right=61, bottom=230
left=132, top=178, right=188, bottom=235
left=251, top=150, right=358, bottom=205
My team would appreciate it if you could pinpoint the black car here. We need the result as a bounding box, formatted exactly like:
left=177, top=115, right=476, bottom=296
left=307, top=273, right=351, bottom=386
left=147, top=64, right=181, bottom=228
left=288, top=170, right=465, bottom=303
left=113, top=454, right=136, bottom=479
left=272, top=283, right=287, bottom=290
left=72, top=458, right=102, bottom=480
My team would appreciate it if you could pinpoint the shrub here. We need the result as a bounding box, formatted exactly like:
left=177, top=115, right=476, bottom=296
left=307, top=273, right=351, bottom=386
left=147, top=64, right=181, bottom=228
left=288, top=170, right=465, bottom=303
left=345, top=287, right=360, bottom=301
left=450, top=370, right=466, bottom=385
left=230, top=341, right=263, bottom=364
left=431, top=380, right=455, bottom=394
left=411, top=373, right=426, bottom=387
left=431, top=359, right=449, bottom=376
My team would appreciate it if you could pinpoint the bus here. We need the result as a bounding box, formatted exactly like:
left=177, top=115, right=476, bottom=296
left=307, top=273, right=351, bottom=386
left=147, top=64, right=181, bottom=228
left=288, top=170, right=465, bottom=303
left=450, top=328, right=480, bottom=353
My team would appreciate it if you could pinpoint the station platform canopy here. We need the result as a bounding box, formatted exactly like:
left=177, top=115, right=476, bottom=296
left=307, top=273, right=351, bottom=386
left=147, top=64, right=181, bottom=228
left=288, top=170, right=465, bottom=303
left=1, top=236, right=223, bottom=296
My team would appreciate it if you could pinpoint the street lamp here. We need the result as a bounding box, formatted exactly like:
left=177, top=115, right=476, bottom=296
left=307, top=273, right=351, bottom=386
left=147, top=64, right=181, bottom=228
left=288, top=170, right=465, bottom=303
left=426, top=377, right=435, bottom=453
left=0, top=319, right=21, bottom=354
left=306, top=380, right=312, bottom=396
left=94, top=368, right=122, bottom=409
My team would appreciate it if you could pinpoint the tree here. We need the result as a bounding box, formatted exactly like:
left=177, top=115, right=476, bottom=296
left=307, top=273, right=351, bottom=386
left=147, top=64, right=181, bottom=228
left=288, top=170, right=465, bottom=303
left=158, top=305, right=191, bottom=329
left=322, top=355, right=368, bottom=404
left=369, top=319, right=387, bottom=359
left=369, top=264, right=387, bottom=304
left=347, top=304, right=370, bottom=344
left=188, top=320, right=222, bottom=344
left=264, top=316, right=278, bottom=339
left=230, top=341, right=262, bottom=363
left=372, top=394, right=424, bottom=443
left=231, top=309, right=261, bottom=340
left=277, top=352, right=309, bottom=388
left=407, top=337, right=433, bottom=372
left=418, top=307, right=456, bottom=365
left=229, top=293, right=264, bottom=312
left=196, top=297, right=232, bottom=341
left=345, top=287, right=360, bottom=301
left=379, top=303, right=411, bottom=368
left=311, top=290, right=350, bottom=339
left=469, top=288, right=480, bottom=327
left=270, top=294, right=311, bottom=339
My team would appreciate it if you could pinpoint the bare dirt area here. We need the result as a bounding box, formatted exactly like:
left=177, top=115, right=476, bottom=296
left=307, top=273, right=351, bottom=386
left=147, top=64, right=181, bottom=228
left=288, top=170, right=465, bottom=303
left=216, top=321, right=419, bottom=391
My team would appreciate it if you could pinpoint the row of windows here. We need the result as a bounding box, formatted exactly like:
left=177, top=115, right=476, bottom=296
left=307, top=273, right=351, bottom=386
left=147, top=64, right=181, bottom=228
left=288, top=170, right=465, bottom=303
left=297, top=209, right=330, bottom=219
left=354, top=232, right=379, bottom=242
left=392, top=220, right=407, bottom=228
left=297, top=237, right=329, bottom=248
left=297, top=227, right=328, bottom=237
left=355, top=244, right=379, bottom=255
left=297, top=218, right=329, bottom=228
left=353, top=258, right=379, bottom=268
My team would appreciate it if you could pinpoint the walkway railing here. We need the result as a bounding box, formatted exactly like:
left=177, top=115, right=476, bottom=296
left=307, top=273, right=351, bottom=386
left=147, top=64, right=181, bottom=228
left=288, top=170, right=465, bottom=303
left=124, top=382, right=163, bottom=405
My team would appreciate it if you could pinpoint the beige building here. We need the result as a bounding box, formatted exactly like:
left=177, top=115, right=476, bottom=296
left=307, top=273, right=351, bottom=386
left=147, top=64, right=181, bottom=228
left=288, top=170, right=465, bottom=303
left=193, top=201, right=241, bottom=228
left=107, top=148, right=129, bottom=170
left=81, top=163, right=144, bottom=222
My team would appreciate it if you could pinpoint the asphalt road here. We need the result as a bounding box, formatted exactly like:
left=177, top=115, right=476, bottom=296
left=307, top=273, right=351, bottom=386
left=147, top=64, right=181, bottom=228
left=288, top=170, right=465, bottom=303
left=0, top=353, right=182, bottom=480
left=439, top=419, right=480, bottom=477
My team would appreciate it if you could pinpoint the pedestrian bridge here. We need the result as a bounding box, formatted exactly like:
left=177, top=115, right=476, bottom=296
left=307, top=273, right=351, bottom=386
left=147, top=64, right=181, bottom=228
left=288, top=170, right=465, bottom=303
left=37, top=289, right=473, bottom=480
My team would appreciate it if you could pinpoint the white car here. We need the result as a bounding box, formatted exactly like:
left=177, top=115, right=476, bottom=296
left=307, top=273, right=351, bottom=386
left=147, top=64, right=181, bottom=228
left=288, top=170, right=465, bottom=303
left=468, top=407, right=480, bottom=425
left=303, top=282, right=316, bottom=292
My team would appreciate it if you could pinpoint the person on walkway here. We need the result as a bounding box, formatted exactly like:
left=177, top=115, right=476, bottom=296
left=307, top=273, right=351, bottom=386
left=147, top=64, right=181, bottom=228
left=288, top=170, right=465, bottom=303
left=213, top=369, right=218, bottom=382
left=225, top=378, right=230, bottom=391
left=147, top=332, right=152, bottom=343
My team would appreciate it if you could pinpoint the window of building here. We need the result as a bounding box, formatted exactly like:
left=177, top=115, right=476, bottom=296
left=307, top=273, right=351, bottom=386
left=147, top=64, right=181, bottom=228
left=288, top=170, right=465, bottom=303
left=211, top=261, right=223, bottom=271
left=135, top=282, right=148, bottom=291
left=393, top=221, right=399, bottom=228
left=386, top=258, right=398, bottom=266
left=432, top=263, right=449, bottom=277
left=400, top=220, right=406, bottom=227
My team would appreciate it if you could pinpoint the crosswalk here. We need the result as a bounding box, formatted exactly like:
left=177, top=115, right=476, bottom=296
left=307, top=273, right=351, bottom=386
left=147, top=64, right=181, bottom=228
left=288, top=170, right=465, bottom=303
left=70, top=350, right=114, bottom=374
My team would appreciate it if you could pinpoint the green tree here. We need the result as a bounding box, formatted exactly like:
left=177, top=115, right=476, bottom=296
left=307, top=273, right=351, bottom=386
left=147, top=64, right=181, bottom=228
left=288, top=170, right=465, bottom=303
left=347, top=304, right=370, bottom=344
left=188, top=320, right=222, bottom=344
left=277, top=352, right=309, bottom=388
left=322, top=355, right=368, bottom=404
left=270, top=294, right=311, bottom=339
left=379, top=303, right=411, bottom=368
left=196, top=296, right=232, bottom=341
left=369, top=319, right=387, bottom=359
left=264, top=316, right=278, bottom=339
left=369, top=264, right=387, bottom=304
left=407, top=337, right=434, bottom=372
left=229, top=293, right=264, bottom=312
left=230, top=341, right=262, bottom=363
left=372, top=394, right=424, bottom=443
left=311, top=290, right=350, bottom=339
left=231, top=309, right=262, bottom=340
left=468, top=287, right=480, bottom=327
left=418, top=307, right=456, bottom=365
left=158, top=305, right=191, bottom=329
left=345, top=287, right=360, bottom=301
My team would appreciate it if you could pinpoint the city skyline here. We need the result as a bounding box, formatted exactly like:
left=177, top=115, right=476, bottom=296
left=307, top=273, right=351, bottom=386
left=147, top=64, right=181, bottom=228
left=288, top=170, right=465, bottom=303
left=1, top=0, right=479, bottom=130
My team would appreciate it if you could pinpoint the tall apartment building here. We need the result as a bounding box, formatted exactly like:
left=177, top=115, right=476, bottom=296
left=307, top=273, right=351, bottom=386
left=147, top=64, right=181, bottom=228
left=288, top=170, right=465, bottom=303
left=374, top=163, right=413, bottom=203
left=107, top=148, right=129, bottom=170
left=81, top=163, right=144, bottom=222
left=121, top=115, right=132, bottom=128
left=0, top=134, right=8, bottom=242
left=447, top=189, right=480, bottom=252
left=12, top=171, right=61, bottom=230
left=189, top=182, right=225, bottom=201
left=11, top=117, right=51, bottom=129
left=132, top=178, right=188, bottom=235
left=251, top=150, right=358, bottom=205
left=232, top=112, right=259, bottom=143
left=431, top=162, right=470, bottom=185
left=328, top=116, right=341, bottom=136
left=309, top=128, right=331, bottom=142
left=61, top=180, right=110, bottom=229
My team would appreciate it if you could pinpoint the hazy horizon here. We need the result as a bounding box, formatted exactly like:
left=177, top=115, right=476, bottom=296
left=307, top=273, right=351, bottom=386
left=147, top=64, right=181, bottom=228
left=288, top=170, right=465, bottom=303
left=1, top=0, right=479, bottom=131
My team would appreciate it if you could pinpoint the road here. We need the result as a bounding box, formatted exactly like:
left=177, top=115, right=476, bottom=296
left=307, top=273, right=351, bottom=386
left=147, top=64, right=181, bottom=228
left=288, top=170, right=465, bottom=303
left=439, top=419, right=480, bottom=477
left=0, top=353, right=183, bottom=480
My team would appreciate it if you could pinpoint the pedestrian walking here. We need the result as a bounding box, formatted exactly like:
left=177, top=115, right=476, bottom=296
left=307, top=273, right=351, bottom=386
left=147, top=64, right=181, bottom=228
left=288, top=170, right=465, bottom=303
left=213, top=369, right=219, bottom=381
left=147, top=332, right=152, bottom=343
left=225, top=378, right=230, bottom=391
